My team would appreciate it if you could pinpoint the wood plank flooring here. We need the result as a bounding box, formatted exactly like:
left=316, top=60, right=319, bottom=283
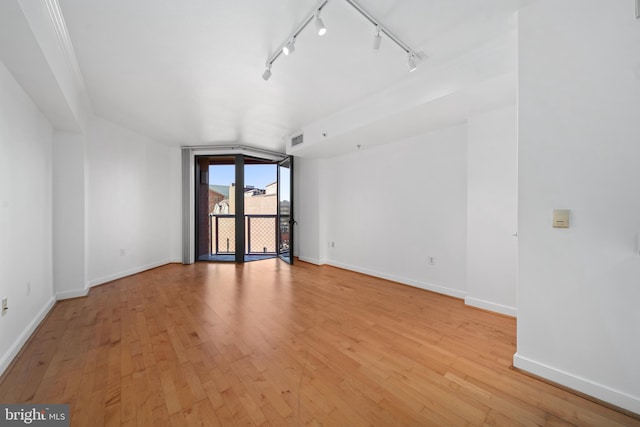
left=0, top=259, right=637, bottom=426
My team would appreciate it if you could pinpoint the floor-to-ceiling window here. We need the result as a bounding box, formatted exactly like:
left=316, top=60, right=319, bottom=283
left=195, top=154, right=291, bottom=263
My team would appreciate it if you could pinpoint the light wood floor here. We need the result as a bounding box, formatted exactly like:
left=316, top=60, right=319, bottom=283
left=1, top=260, right=637, bottom=426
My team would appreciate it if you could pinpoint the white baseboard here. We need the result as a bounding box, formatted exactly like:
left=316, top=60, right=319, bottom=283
left=301, top=259, right=516, bottom=318
left=87, top=259, right=174, bottom=287
left=56, top=287, right=89, bottom=300
left=0, top=296, right=56, bottom=377
left=325, top=259, right=467, bottom=299
left=465, top=296, right=517, bottom=317
left=59, top=259, right=182, bottom=298
left=513, top=353, right=640, bottom=415
left=298, top=256, right=322, bottom=265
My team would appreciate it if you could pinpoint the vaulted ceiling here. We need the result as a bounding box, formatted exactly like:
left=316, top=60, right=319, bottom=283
left=56, top=0, right=528, bottom=152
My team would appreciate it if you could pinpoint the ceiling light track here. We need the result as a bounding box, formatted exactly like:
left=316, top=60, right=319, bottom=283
left=343, top=0, right=411, bottom=55
left=262, top=0, right=422, bottom=80
left=262, top=0, right=329, bottom=80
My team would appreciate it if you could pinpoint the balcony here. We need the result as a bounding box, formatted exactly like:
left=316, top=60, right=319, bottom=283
left=203, top=214, right=283, bottom=262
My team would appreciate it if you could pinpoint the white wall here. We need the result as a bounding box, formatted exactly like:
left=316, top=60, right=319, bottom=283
left=319, top=124, right=468, bottom=297
left=53, top=131, right=86, bottom=299
left=466, top=105, right=518, bottom=316
left=0, top=61, right=56, bottom=375
left=86, top=116, right=181, bottom=286
left=295, top=157, right=323, bottom=264
left=516, top=0, right=640, bottom=414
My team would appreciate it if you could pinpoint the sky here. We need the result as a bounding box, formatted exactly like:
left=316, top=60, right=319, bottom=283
left=209, top=163, right=290, bottom=201
left=209, top=164, right=277, bottom=190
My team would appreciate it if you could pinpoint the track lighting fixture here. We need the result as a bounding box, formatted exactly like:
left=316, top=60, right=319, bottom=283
left=262, top=65, right=272, bottom=81
left=314, top=11, right=327, bottom=36
left=283, top=38, right=296, bottom=56
left=407, top=52, right=418, bottom=72
left=262, top=0, right=423, bottom=80
left=372, top=25, right=382, bottom=50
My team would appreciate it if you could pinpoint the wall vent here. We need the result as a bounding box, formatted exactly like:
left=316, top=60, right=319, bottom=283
left=291, top=133, right=304, bottom=147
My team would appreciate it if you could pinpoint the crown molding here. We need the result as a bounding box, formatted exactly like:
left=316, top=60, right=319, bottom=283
left=43, top=0, right=92, bottom=113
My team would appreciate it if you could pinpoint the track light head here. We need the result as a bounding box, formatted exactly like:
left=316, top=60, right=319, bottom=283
left=262, top=66, right=272, bottom=81
left=314, top=11, right=327, bottom=36
left=283, top=38, right=296, bottom=56
left=373, top=25, right=382, bottom=50
left=407, top=52, right=418, bottom=72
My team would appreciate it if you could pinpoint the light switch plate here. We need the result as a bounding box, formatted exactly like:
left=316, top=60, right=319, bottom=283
left=552, top=209, right=570, bottom=228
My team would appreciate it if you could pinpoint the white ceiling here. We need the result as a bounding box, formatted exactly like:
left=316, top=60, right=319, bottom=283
left=58, top=0, right=528, bottom=152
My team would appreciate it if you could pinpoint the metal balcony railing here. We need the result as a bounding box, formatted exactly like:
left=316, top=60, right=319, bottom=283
left=209, top=214, right=277, bottom=255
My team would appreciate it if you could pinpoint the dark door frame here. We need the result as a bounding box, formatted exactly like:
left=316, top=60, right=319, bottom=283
left=233, top=154, right=245, bottom=263
left=277, top=156, right=294, bottom=265
left=194, top=154, right=292, bottom=264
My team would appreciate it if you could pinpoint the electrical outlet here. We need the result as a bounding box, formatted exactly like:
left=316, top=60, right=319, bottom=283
left=428, top=256, right=436, bottom=265
left=2, top=297, right=8, bottom=316
left=331, top=241, right=335, bottom=248
left=26, top=282, right=31, bottom=296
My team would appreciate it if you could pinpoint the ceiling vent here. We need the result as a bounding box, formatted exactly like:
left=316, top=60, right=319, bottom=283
left=291, top=133, right=304, bottom=147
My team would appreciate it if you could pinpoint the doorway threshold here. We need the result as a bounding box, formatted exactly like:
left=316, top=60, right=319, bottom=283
left=198, top=254, right=277, bottom=263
